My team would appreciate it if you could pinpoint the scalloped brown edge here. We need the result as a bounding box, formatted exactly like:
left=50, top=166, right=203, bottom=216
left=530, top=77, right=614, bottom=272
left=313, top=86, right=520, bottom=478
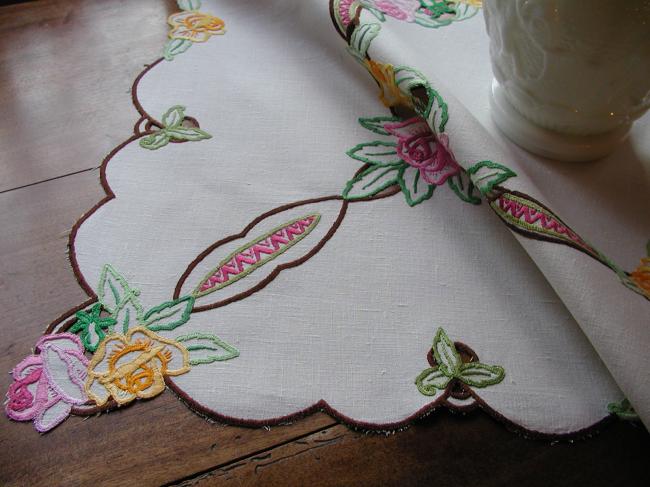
left=27, top=12, right=619, bottom=439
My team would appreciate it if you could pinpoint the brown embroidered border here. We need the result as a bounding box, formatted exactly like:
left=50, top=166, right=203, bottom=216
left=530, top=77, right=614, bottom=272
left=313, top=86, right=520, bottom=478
left=26, top=15, right=617, bottom=439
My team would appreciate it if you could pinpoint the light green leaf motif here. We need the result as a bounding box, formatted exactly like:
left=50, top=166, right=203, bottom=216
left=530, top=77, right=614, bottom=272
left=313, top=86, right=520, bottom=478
left=458, top=362, right=505, bottom=388
left=177, top=0, right=201, bottom=11
left=96, top=264, right=141, bottom=316
left=145, top=295, right=195, bottom=332
left=414, top=327, right=506, bottom=397
left=162, top=105, right=186, bottom=128
left=164, top=38, right=193, bottom=61
left=392, top=66, right=448, bottom=133
left=415, top=368, right=451, bottom=396
left=432, top=327, right=462, bottom=377
left=348, top=21, right=381, bottom=62
left=165, top=126, right=212, bottom=142
left=140, top=131, right=171, bottom=150
left=176, top=332, right=240, bottom=365
left=140, top=105, right=212, bottom=151
left=467, top=160, right=517, bottom=195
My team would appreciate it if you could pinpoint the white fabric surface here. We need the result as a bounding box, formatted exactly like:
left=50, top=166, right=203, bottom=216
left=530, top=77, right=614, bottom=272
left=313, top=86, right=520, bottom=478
left=72, top=0, right=649, bottom=433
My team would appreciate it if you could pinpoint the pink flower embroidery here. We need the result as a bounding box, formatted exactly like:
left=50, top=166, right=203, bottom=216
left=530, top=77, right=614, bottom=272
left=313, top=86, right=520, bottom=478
left=384, top=117, right=460, bottom=185
left=373, top=0, right=420, bottom=22
left=5, top=333, right=89, bottom=433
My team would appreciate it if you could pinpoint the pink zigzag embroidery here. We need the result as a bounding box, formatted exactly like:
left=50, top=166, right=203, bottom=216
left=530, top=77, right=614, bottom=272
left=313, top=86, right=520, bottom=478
left=497, top=194, right=593, bottom=252
left=197, top=215, right=320, bottom=295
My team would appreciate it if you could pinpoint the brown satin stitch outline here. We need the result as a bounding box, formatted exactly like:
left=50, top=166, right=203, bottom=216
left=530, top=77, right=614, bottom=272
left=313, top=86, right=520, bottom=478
left=174, top=164, right=401, bottom=313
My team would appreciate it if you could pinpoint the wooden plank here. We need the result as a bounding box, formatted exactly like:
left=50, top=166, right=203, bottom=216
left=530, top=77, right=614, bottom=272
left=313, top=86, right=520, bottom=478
left=0, top=171, right=337, bottom=486
left=182, top=413, right=650, bottom=487
left=0, top=0, right=175, bottom=192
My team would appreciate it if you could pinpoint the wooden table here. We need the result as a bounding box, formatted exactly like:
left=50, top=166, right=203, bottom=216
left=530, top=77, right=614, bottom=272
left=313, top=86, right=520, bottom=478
left=0, top=1, right=648, bottom=485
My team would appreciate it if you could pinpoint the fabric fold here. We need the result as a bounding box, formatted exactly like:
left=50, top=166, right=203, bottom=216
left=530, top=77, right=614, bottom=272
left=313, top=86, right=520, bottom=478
left=359, top=6, right=650, bottom=426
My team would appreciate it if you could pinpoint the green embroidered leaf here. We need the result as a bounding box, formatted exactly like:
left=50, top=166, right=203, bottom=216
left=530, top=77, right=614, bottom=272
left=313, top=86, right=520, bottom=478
left=342, top=164, right=401, bottom=200
left=70, top=303, right=116, bottom=353
left=140, top=131, right=171, bottom=150
left=415, top=367, right=451, bottom=396
left=144, top=295, right=195, bottom=332
left=398, top=166, right=434, bottom=207
left=97, top=265, right=134, bottom=315
left=166, top=126, right=212, bottom=142
left=467, top=160, right=517, bottom=195
left=432, top=327, right=462, bottom=377
left=457, top=362, right=505, bottom=388
left=447, top=170, right=481, bottom=205
left=393, top=66, right=448, bottom=133
left=162, top=105, right=186, bottom=128
left=177, top=0, right=201, bottom=11
left=358, top=116, right=401, bottom=136
left=176, top=332, right=240, bottom=365
left=348, top=22, right=381, bottom=61
left=346, top=141, right=401, bottom=166
left=163, top=38, right=193, bottom=61
left=607, top=398, right=639, bottom=421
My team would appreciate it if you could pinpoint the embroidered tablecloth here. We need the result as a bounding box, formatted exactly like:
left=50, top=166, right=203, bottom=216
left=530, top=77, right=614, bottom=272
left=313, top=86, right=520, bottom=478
left=5, top=0, right=649, bottom=438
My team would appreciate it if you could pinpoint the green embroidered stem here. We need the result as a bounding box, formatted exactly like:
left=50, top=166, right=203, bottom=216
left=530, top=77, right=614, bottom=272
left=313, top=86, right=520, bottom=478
left=415, top=327, right=505, bottom=396
left=140, top=106, right=212, bottom=150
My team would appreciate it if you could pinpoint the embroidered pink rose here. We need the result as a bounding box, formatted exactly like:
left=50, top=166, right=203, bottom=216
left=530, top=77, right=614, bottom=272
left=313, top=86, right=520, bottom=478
left=384, top=116, right=460, bottom=185
left=373, top=0, right=420, bottom=22
left=5, top=333, right=89, bottom=433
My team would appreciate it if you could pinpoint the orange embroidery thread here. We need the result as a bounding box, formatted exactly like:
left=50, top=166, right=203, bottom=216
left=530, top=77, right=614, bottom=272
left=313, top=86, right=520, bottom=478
left=168, top=11, right=225, bottom=43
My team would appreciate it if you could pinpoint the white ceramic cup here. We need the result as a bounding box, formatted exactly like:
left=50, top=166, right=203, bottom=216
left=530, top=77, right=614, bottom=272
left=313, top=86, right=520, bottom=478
left=484, top=0, right=650, bottom=161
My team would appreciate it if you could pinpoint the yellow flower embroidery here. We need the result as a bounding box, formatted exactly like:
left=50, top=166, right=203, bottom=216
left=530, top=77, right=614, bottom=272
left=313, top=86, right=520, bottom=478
left=85, top=327, right=190, bottom=406
left=454, top=0, right=482, bottom=7
left=630, top=257, right=650, bottom=297
left=364, top=60, right=413, bottom=109
left=168, top=11, right=225, bottom=43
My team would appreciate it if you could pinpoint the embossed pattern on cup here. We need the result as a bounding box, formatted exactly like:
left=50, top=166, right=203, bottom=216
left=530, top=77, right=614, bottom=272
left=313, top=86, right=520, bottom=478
left=484, top=0, right=650, bottom=136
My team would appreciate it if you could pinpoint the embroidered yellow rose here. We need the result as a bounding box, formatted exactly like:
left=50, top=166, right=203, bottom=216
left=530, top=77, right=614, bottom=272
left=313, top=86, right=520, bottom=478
left=168, top=11, right=225, bottom=43
left=85, top=327, right=190, bottom=406
left=364, top=60, right=413, bottom=109
left=630, top=257, right=650, bottom=296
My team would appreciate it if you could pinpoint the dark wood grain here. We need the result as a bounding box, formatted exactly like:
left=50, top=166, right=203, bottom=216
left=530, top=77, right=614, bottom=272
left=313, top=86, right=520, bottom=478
left=182, top=413, right=650, bottom=487
left=0, top=1, right=648, bottom=486
left=0, top=0, right=174, bottom=192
